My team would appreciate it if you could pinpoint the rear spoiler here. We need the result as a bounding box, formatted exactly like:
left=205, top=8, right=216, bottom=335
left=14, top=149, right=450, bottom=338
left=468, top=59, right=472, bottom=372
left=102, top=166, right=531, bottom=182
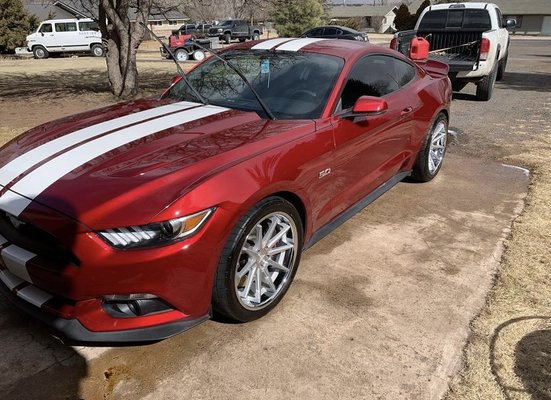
left=418, top=59, right=450, bottom=78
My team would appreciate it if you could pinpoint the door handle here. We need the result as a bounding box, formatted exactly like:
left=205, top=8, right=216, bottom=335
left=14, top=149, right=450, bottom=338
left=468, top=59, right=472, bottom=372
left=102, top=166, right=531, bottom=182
left=401, top=107, right=413, bottom=117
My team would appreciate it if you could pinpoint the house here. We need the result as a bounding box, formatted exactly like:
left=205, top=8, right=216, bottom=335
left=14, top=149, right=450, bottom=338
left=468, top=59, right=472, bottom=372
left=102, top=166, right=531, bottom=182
left=489, top=0, right=551, bottom=35
left=23, top=0, right=189, bottom=36
left=330, top=1, right=424, bottom=33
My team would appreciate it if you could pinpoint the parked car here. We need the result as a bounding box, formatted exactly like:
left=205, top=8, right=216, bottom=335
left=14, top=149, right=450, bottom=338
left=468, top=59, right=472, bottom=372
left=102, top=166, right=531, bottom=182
left=26, top=18, right=103, bottom=59
left=0, top=38, right=450, bottom=343
left=301, top=25, right=368, bottom=42
left=208, top=19, right=262, bottom=44
left=392, top=2, right=514, bottom=101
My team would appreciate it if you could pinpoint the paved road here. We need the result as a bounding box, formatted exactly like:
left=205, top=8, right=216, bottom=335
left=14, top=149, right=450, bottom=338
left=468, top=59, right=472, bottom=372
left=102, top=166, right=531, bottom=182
left=1, top=38, right=549, bottom=400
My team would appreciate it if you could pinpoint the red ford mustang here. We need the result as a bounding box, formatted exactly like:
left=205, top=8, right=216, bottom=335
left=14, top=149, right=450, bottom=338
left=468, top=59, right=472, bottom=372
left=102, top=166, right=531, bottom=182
left=0, top=38, right=451, bottom=342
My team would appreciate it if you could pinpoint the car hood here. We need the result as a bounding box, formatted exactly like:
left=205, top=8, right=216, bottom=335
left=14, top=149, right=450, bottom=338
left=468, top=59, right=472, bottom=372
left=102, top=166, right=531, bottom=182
left=0, top=99, right=314, bottom=229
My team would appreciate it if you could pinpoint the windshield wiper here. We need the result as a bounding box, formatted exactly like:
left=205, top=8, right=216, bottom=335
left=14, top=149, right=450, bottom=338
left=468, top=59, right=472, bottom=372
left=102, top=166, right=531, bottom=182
left=140, top=22, right=209, bottom=106
left=189, top=40, right=276, bottom=120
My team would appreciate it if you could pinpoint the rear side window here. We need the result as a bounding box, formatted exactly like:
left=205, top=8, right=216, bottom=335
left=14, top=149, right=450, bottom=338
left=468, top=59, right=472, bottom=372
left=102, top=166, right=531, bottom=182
left=324, top=27, right=338, bottom=35
left=79, top=21, right=99, bottom=31
left=307, top=28, right=323, bottom=36
left=39, top=23, right=52, bottom=33
left=419, top=9, right=491, bottom=30
left=55, top=22, right=77, bottom=32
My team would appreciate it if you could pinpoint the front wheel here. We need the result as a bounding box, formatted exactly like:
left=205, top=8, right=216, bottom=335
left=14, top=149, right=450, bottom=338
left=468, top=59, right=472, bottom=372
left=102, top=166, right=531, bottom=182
left=33, top=45, right=49, bottom=59
left=224, top=33, right=231, bottom=44
left=252, top=33, right=260, bottom=41
left=212, top=197, right=303, bottom=322
left=174, top=49, right=189, bottom=62
left=410, top=113, right=448, bottom=182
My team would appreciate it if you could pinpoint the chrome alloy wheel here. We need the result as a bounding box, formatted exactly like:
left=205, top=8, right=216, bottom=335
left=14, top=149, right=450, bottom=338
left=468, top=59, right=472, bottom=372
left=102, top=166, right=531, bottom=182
left=428, top=120, right=447, bottom=174
left=234, top=212, right=298, bottom=310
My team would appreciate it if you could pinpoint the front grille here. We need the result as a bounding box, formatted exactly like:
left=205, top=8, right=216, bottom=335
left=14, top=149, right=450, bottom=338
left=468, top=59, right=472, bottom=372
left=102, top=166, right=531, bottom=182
left=0, top=212, right=79, bottom=266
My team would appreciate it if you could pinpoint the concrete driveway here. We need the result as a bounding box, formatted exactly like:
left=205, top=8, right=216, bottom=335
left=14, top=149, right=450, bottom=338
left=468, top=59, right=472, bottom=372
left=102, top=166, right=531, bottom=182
left=0, top=153, right=527, bottom=400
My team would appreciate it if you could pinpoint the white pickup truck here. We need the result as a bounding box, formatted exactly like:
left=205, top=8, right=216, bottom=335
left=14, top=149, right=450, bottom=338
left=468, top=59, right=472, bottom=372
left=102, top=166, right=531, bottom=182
left=393, top=2, right=515, bottom=101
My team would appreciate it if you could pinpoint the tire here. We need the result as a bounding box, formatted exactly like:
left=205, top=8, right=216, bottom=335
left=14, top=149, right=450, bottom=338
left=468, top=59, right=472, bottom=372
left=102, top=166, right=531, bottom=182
left=224, top=33, right=231, bottom=44
left=496, top=52, right=508, bottom=81
left=91, top=44, right=104, bottom=57
left=212, top=197, right=303, bottom=322
left=476, top=62, right=498, bottom=101
left=410, top=113, right=448, bottom=182
left=33, top=46, right=49, bottom=59
left=451, top=79, right=467, bottom=92
left=252, top=32, right=260, bottom=41
left=174, top=49, right=189, bottom=62
left=192, top=49, right=205, bottom=61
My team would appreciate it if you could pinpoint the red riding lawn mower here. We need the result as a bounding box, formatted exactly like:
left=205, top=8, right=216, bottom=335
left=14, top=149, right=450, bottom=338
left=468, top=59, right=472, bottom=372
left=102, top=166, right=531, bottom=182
left=160, top=33, right=210, bottom=62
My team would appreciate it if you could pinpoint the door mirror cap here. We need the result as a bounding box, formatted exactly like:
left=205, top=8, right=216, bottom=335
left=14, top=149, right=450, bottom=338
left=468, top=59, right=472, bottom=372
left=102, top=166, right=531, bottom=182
left=505, top=18, right=517, bottom=29
left=352, top=96, right=388, bottom=115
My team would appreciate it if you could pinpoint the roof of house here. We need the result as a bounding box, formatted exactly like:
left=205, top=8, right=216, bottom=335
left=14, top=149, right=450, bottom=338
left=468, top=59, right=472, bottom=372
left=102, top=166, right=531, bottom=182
left=487, top=0, right=551, bottom=15
left=331, top=0, right=425, bottom=18
left=25, top=2, right=76, bottom=20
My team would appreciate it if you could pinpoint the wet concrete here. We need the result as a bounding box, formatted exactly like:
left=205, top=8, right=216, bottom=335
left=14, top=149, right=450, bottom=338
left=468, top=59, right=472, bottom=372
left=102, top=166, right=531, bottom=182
left=0, top=153, right=528, bottom=400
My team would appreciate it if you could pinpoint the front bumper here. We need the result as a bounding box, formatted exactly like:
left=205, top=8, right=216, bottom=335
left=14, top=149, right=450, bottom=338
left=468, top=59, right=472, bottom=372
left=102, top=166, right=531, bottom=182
left=0, top=275, right=209, bottom=343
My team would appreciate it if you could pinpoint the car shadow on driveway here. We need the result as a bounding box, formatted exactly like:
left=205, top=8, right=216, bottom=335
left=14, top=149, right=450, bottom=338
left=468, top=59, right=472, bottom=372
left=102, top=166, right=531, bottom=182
left=0, top=299, right=87, bottom=400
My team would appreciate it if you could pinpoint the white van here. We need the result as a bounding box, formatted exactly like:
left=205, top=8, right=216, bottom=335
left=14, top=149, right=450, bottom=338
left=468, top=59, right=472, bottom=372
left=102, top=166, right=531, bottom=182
left=26, top=18, right=103, bottom=59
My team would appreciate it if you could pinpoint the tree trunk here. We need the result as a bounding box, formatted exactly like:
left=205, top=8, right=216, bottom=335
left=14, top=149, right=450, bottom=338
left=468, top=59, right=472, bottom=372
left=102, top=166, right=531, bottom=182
left=99, top=0, right=151, bottom=98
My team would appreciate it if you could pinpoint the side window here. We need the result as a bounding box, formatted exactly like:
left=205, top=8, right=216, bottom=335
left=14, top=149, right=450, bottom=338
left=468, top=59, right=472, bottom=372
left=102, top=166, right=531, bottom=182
left=339, top=55, right=401, bottom=110
left=39, top=23, right=52, bottom=33
left=79, top=21, right=99, bottom=31
left=324, top=27, right=338, bottom=36
left=392, top=58, right=417, bottom=87
left=307, top=28, right=323, bottom=36
left=55, top=22, right=77, bottom=32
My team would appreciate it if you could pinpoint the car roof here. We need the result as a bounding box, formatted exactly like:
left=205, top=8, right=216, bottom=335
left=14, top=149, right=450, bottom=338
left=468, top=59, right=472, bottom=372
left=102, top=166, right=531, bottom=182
left=427, top=2, right=496, bottom=10
left=309, top=25, right=360, bottom=33
left=42, top=18, right=94, bottom=23
left=232, top=38, right=395, bottom=61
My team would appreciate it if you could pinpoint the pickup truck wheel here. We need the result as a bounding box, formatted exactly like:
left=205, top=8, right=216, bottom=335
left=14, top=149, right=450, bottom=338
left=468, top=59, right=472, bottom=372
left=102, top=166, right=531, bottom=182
left=174, top=49, right=189, bottom=62
left=192, top=49, right=205, bottom=61
left=33, top=46, right=49, bottom=59
left=91, top=44, right=104, bottom=57
left=212, top=197, right=303, bottom=322
left=252, top=33, right=260, bottom=41
left=224, top=33, right=231, bottom=44
left=411, top=113, right=448, bottom=182
left=476, top=63, right=498, bottom=101
left=496, top=52, right=508, bottom=81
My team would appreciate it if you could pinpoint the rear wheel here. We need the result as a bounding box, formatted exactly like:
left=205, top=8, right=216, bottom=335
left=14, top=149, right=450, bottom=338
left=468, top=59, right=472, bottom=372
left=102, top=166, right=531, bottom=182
left=91, top=44, right=104, bottom=57
left=224, top=33, right=231, bottom=44
left=33, top=45, right=48, bottom=59
left=252, top=32, right=260, bottom=41
left=192, top=49, right=205, bottom=61
left=496, top=52, right=508, bottom=81
left=451, top=79, right=467, bottom=92
left=212, top=197, right=303, bottom=322
left=411, top=113, right=448, bottom=182
left=476, top=63, right=498, bottom=101
left=174, top=49, right=189, bottom=62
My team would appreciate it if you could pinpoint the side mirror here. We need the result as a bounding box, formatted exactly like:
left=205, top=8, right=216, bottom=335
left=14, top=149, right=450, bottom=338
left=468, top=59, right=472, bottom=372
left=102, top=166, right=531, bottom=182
left=41, top=32, right=44, bottom=37
left=342, top=96, right=388, bottom=121
left=505, top=18, right=517, bottom=29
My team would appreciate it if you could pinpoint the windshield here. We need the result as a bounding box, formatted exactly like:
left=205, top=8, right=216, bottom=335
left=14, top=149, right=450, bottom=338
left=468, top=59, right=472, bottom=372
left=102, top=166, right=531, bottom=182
left=218, top=20, right=232, bottom=27
left=165, top=50, right=344, bottom=119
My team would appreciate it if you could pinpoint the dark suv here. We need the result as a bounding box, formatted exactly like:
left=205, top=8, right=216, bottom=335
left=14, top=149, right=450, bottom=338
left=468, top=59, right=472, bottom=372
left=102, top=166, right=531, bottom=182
left=301, top=26, right=368, bottom=42
left=208, top=20, right=262, bottom=44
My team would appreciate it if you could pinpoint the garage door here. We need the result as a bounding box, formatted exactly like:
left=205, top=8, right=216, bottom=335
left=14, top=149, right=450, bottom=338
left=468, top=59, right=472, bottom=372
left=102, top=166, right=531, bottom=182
left=542, top=16, right=551, bottom=35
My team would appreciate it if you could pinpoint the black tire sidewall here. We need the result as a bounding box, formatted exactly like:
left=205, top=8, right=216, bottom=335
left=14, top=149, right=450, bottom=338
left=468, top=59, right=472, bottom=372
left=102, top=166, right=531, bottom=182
left=33, top=46, right=48, bottom=59
left=213, top=197, right=303, bottom=322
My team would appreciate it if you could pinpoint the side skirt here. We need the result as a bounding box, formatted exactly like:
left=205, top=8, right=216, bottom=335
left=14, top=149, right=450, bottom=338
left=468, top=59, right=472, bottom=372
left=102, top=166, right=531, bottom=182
left=304, top=170, right=411, bottom=250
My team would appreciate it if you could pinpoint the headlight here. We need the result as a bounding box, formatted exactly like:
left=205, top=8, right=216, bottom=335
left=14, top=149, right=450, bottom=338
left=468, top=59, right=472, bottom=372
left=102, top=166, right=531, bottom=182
left=217, top=28, right=223, bottom=32
left=97, top=208, right=214, bottom=249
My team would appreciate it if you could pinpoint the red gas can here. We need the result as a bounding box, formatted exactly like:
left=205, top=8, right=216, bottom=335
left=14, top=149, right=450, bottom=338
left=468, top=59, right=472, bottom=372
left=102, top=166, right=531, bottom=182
left=409, top=37, right=430, bottom=61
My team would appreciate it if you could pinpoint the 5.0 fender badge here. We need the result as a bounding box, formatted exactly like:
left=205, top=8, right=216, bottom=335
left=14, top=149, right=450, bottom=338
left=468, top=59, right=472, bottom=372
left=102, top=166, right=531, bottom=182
left=318, top=168, right=331, bottom=179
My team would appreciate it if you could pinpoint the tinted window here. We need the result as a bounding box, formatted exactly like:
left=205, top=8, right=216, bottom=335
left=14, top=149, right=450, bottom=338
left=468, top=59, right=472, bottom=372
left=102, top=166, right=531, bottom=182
left=167, top=51, right=344, bottom=119
left=340, top=56, right=414, bottom=110
left=419, top=9, right=491, bottom=30
left=39, top=23, right=52, bottom=33
left=55, top=22, right=77, bottom=32
left=324, top=27, right=338, bottom=36
left=306, top=28, right=324, bottom=36
left=79, top=21, right=99, bottom=31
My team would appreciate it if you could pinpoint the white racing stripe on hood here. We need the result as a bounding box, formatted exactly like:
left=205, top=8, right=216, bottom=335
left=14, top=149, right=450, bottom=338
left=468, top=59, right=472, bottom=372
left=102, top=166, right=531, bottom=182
left=0, top=101, right=199, bottom=187
left=251, top=38, right=295, bottom=50
left=0, top=104, right=229, bottom=217
left=275, top=38, right=328, bottom=52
